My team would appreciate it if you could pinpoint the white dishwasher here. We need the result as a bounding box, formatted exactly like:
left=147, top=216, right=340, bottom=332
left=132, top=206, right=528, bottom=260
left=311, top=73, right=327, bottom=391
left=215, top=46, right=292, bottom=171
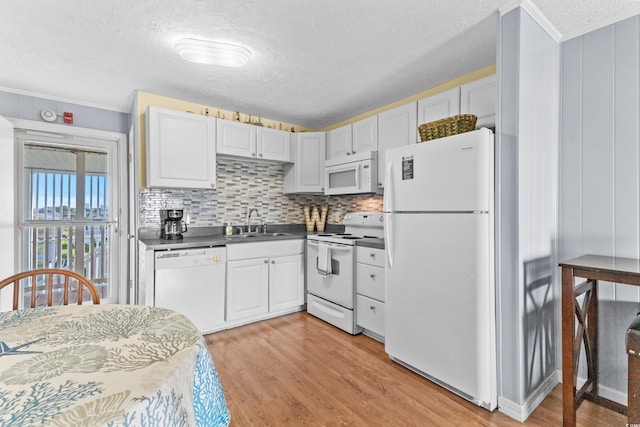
left=154, top=246, right=226, bottom=334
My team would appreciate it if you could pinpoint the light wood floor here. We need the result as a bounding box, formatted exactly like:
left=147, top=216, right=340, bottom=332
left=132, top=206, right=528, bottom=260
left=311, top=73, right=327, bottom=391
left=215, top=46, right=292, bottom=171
left=205, top=312, right=627, bottom=426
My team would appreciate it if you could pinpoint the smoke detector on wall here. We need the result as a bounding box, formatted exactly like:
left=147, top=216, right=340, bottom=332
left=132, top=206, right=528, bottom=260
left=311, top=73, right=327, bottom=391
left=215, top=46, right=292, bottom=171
left=40, top=109, right=57, bottom=122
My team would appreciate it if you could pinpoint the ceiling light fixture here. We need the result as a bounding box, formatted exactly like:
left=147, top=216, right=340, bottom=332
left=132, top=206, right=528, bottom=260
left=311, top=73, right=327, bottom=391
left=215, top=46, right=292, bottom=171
left=175, top=38, right=251, bottom=67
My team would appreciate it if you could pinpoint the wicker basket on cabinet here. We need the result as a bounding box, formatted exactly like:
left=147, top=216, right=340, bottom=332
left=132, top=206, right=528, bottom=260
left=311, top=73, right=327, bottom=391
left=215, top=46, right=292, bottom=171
left=418, top=114, right=477, bottom=142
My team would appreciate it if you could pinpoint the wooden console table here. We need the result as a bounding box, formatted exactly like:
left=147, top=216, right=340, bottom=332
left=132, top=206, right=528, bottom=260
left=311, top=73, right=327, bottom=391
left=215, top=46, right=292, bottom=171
left=559, top=255, right=640, bottom=426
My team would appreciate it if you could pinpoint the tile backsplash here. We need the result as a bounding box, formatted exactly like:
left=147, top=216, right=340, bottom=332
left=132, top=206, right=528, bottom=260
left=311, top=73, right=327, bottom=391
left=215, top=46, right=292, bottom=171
left=139, top=157, right=383, bottom=229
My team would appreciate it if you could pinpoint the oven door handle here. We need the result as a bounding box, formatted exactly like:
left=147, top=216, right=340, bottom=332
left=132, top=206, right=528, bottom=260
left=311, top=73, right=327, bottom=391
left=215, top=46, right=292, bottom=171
left=307, top=241, right=353, bottom=251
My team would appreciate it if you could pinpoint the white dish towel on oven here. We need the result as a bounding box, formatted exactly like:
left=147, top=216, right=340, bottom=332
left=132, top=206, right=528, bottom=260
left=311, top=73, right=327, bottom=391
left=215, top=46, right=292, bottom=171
left=317, top=242, right=332, bottom=276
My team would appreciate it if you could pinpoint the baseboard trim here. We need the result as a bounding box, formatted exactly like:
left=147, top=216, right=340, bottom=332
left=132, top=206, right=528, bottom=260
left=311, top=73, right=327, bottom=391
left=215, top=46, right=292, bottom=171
left=499, top=370, right=629, bottom=422
left=498, top=372, right=559, bottom=422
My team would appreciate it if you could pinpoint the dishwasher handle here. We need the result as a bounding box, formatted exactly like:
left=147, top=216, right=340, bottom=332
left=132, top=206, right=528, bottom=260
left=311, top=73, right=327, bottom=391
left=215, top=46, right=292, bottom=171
left=156, top=249, right=208, bottom=259
left=154, top=248, right=226, bottom=269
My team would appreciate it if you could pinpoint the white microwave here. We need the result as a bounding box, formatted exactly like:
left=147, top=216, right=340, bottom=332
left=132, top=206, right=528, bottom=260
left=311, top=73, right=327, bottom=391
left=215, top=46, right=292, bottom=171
left=324, top=151, right=378, bottom=195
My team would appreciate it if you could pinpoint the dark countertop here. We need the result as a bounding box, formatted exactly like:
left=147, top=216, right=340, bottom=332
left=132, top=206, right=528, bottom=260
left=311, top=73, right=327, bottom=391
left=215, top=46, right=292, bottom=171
left=141, top=233, right=385, bottom=251
left=139, top=224, right=346, bottom=251
left=140, top=232, right=308, bottom=251
left=355, top=238, right=385, bottom=250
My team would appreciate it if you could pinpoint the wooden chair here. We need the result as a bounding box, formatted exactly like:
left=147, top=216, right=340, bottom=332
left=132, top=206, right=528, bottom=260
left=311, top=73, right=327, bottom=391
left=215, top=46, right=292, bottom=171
left=0, top=268, right=100, bottom=310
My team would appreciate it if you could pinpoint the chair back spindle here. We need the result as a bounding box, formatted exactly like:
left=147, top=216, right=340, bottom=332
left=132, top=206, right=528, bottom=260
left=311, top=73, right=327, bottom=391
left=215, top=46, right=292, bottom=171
left=0, top=268, right=100, bottom=310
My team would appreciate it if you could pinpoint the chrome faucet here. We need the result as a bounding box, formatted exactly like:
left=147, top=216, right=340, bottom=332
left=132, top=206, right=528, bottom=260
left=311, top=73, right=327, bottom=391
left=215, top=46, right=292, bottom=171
left=247, top=208, right=260, bottom=233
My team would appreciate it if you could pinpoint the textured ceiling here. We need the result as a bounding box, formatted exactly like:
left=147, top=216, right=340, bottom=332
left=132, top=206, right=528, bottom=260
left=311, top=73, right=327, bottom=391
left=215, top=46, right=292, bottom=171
left=1, top=0, right=639, bottom=129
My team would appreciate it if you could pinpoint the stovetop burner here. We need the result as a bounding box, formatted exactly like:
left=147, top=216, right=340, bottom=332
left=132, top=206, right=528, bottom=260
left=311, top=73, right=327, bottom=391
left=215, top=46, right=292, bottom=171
left=306, top=212, right=385, bottom=245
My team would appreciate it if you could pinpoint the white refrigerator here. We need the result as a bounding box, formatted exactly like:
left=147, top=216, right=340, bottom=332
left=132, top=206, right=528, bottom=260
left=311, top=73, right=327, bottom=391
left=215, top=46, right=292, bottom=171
left=383, top=128, right=497, bottom=410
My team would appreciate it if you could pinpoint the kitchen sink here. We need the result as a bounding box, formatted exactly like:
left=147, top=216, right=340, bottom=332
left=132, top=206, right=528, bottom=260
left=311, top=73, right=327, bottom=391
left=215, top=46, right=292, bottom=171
left=225, top=232, right=294, bottom=240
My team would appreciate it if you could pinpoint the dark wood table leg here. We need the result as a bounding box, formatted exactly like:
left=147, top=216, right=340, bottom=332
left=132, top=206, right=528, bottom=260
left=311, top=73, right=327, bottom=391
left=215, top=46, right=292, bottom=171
left=562, top=266, right=577, bottom=427
left=589, top=280, right=598, bottom=398
left=629, top=354, right=640, bottom=423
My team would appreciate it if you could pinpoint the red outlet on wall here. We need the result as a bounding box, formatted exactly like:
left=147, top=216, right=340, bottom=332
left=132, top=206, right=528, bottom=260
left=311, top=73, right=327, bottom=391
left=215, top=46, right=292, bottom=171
left=63, top=112, right=73, bottom=124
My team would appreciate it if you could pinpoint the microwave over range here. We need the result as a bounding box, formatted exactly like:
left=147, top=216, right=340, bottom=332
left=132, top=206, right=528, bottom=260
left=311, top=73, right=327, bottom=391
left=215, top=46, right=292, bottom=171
left=324, top=151, right=378, bottom=195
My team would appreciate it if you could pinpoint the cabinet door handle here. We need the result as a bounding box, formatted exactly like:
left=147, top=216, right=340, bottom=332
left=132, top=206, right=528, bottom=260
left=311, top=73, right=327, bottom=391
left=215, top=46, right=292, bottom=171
left=369, top=273, right=375, bottom=279
left=352, top=150, right=356, bottom=154
left=252, top=152, right=256, bottom=157
left=370, top=253, right=375, bottom=258
left=271, top=260, right=275, bottom=264
left=264, top=259, right=268, bottom=263
left=259, top=153, right=263, bottom=157
left=346, top=152, right=351, bottom=155
left=369, top=305, right=375, bottom=311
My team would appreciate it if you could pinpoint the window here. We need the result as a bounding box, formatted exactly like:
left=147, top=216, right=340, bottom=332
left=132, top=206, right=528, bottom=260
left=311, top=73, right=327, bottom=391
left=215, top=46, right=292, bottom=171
left=17, top=132, right=121, bottom=307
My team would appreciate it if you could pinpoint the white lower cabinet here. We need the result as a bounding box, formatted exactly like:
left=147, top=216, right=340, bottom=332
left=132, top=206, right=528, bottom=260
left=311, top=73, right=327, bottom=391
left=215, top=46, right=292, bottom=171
left=226, top=258, right=269, bottom=321
left=356, top=294, right=386, bottom=338
left=226, top=240, right=305, bottom=323
left=269, top=254, right=305, bottom=312
left=356, top=246, right=386, bottom=340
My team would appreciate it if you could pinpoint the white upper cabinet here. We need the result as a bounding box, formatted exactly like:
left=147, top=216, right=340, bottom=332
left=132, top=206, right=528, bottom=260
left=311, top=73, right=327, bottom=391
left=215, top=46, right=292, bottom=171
left=257, top=127, right=291, bottom=162
left=416, top=74, right=497, bottom=136
left=146, top=106, right=216, bottom=189
left=377, top=102, right=417, bottom=189
left=326, top=124, right=352, bottom=160
left=284, top=132, right=326, bottom=194
left=326, top=116, right=378, bottom=161
left=217, top=120, right=291, bottom=162
left=417, top=87, right=461, bottom=126
left=460, top=74, right=496, bottom=128
left=216, top=120, right=256, bottom=157
left=352, top=115, right=378, bottom=154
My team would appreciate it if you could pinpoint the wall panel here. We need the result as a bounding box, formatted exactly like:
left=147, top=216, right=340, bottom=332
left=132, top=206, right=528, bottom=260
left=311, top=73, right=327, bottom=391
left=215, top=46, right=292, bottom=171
left=581, top=26, right=615, bottom=272
left=560, top=37, right=583, bottom=261
left=613, top=18, right=640, bottom=301
left=560, top=14, right=640, bottom=400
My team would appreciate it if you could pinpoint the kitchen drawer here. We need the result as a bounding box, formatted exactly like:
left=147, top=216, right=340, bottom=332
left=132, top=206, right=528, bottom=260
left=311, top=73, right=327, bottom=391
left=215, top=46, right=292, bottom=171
left=227, top=239, right=304, bottom=260
left=356, top=247, right=384, bottom=267
left=356, top=264, right=385, bottom=301
left=307, top=293, right=360, bottom=334
left=356, top=294, right=385, bottom=337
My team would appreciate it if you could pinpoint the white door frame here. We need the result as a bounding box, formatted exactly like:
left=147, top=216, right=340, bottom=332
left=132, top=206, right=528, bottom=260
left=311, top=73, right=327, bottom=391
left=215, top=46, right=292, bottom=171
left=9, top=118, right=129, bottom=304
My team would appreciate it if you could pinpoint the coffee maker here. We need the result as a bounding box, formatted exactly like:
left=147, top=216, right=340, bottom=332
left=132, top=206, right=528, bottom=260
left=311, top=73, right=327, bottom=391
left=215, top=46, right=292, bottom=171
left=160, top=209, right=188, bottom=240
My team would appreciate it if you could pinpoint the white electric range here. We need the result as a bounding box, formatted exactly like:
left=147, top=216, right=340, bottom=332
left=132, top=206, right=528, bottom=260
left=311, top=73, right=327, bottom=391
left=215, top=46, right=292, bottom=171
left=306, top=212, right=384, bottom=334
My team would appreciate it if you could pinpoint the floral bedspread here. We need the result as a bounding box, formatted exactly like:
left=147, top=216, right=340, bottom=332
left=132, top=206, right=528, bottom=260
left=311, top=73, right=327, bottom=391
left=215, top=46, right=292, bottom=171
left=0, top=304, right=230, bottom=426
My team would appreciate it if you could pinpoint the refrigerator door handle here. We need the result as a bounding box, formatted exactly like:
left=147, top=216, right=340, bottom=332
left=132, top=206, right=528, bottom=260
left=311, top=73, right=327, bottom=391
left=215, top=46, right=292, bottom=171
left=384, top=161, right=394, bottom=268
left=383, top=160, right=393, bottom=212
left=385, top=213, right=393, bottom=268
